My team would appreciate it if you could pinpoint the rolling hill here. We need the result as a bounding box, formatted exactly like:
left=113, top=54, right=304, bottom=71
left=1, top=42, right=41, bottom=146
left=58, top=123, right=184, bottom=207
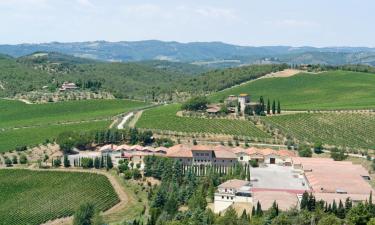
left=209, top=70, right=375, bottom=110
left=1, top=40, right=375, bottom=66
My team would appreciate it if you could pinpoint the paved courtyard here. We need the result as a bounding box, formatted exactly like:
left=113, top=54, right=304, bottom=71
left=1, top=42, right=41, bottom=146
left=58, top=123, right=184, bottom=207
left=250, top=164, right=309, bottom=191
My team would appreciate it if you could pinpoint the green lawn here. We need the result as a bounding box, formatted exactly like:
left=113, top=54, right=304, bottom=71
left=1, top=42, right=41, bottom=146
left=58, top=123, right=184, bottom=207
left=262, top=113, right=375, bottom=149
left=0, top=169, right=119, bottom=225
left=209, top=70, right=375, bottom=110
left=136, top=104, right=270, bottom=139
left=0, top=121, right=110, bottom=153
left=0, top=99, right=149, bottom=129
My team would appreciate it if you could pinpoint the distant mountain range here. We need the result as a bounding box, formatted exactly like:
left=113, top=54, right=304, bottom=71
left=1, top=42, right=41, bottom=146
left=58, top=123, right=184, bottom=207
left=1, top=40, right=375, bottom=66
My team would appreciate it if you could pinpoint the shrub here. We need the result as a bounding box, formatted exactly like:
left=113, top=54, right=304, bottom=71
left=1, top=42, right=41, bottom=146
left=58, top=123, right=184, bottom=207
left=298, top=144, right=312, bottom=157
left=81, top=158, right=94, bottom=169
left=249, top=159, right=259, bottom=167
left=5, top=158, right=12, bottom=167
left=124, top=170, right=133, bottom=180
left=330, top=148, right=347, bottom=161
left=12, top=155, right=18, bottom=164
left=19, top=155, right=28, bottom=164
left=181, top=96, right=209, bottom=111
left=53, top=158, right=62, bottom=167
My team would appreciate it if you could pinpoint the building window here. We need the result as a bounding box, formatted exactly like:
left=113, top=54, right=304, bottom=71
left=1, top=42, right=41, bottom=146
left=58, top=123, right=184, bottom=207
left=225, top=189, right=227, bottom=192
left=227, top=196, right=229, bottom=199
left=180, top=159, right=182, bottom=161
left=240, top=157, right=243, bottom=160
left=231, top=197, right=233, bottom=200
left=222, top=196, right=224, bottom=199
left=222, top=160, right=224, bottom=162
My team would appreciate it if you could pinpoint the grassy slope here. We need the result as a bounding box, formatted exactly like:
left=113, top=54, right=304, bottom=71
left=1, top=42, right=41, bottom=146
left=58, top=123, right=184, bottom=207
left=136, top=104, right=270, bottom=138
left=262, top=113, right=375, bottom=149
left=0, top=99, right=149, bottom=152
left=0, top=99, right=148, bottom=129
left=0, top=169, right=119, bottom=225
left=209, top=70, right=375, bottom=110
left=0, top=121, right=110, bottom=153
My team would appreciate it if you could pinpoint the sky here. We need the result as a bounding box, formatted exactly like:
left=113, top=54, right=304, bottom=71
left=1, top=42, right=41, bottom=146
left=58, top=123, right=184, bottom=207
left=0, top=0, right=374, bottom=47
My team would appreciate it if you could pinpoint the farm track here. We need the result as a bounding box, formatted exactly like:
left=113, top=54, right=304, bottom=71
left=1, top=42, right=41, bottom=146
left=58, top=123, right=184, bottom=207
left=35, top=168, right=129, bottom=225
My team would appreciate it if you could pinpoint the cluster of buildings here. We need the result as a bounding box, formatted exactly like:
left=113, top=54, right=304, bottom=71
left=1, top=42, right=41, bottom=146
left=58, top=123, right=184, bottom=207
left=59, top=82, right=78, bottom=91
left=206, top=93, right=260, bottom=115
left=68, top=144, right=295, bottom=169
left=214, top=157, right=374, bottom=213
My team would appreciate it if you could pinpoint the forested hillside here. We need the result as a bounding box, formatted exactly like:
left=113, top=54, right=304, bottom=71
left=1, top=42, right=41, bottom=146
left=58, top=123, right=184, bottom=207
left=0, top=52, right=286, bottom=101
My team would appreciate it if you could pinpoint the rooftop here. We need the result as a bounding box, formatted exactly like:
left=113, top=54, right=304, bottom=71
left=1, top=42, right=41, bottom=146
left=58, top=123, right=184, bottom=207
left=218, top=179, right=250, bottom=189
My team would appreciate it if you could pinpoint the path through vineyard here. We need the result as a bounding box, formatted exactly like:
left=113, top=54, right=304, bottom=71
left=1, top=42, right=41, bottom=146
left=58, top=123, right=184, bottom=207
left=40, top=168, right=129, bottom=225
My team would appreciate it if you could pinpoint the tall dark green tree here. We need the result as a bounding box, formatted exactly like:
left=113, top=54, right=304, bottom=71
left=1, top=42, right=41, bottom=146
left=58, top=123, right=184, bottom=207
left=272, top=100, right=276, bottom=114
left=267, top=99, right=271, bottom=114
left=277, top=100, right=281, bottom=114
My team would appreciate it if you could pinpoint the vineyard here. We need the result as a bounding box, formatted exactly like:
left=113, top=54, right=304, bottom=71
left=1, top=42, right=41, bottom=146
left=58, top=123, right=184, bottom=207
left=262, top=113, right=375, bottom=149
left=136, top=104, right=270, bottom=139
left=0, top=121, right=110, bottom=153
left=209, top=70, right=375, bottom=110
left=0, top=169, right=119, bottom=225
left=0, top=99, right=149, bottom=129
left=0, top=99, right=149, bottom=152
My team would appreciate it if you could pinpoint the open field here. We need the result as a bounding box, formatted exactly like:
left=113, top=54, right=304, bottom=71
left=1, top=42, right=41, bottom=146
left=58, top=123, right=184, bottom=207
left=0, top=169, right=119, bottom=225
left=136, top=104, right=270, bottom=138
left=262, top=113, right=375, bottom=149
left=0, top=121, right=110, bottom=153
left=0, top=99, right=149, bottom=129
left=209, top=70, right=375, bottom=110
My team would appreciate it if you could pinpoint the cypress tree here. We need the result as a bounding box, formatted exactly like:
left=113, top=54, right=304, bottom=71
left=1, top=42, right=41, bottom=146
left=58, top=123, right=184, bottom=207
left=256, top=201, right=263, bottom=216
left=272, top=100, right=276, bottom=114
left=63, top=154, right=70, bottom=167
left=300, top=191, right=309, bottom=210
left=267, top=99, right=271, bottom=114
left=277, top=100, right=281, bottom=114
left=337, top=200, right=345, bottom=219
left=345, top=197, right=352, bottom=211
left=332, top=200, right=337, bottom=214
left=251, top=206, right=256, bottom=216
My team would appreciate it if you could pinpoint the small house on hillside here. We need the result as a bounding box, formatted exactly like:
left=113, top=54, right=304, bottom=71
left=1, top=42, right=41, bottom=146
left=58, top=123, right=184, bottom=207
left=59, top=82, right=78, bottom=91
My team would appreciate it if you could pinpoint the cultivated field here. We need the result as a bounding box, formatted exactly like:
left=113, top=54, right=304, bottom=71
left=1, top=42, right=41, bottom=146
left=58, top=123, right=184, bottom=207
left=262, top=113, right=375, bottom=149
left=0, top=99, right=149, bottom=152
left=209, top=70, right=375, bottom=110
left=136, top=104, right=270, bottom=139
left=0, top=99, right=149, bottom=129
left=0, top=169, right=119, bottom=225
left=0, top=121, right=110, bottom=153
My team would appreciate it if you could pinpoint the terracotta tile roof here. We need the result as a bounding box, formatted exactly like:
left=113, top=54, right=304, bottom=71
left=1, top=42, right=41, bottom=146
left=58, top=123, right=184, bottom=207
left=314, top=193, right=371, bottom=204
left=213, top=145, right=232, bottom=152
left=293, top=157, right=374, bottom=195
left=276, top=149, right=296, bottom=157
left=261, top=148, right=277, bottom=156
left=191, top=145, right=213, bottom=151
left=142, top=146, right=155, bottom=152
left=231, top=147, right=246, bottom=154
left=117, top=144, right=131, bottom=151
left=167, top=144, right=192, bottom=158
left=155, top=146, right=168, bottom=152
left=99, top=144, right=117, bottom=152
left=218, top=179, right=250, bottom=189
left=253, top=191, right=298, bottom=211
left=214, top=149, right=237, bottom=159
left=130, top=145, right=144, bottom=151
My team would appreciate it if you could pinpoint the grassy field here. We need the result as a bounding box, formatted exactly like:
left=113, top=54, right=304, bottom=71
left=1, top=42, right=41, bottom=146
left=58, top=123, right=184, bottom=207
left=0, top=169, right=119, bottom=225
left=209, top=70, right=375, bottom=110
left=136, top=104, right=270, bottom=138
left=262, top=113, right=375, bottom=149
left=0, top=99, right=149, bottom=129
left=0, top=99, right=149, bottom=152
left=0, top=121, right=110, bottom=153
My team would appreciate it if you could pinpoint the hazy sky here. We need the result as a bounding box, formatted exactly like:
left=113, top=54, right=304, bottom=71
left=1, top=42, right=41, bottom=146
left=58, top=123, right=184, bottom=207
left=1, top=0, right=374, bottom=47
